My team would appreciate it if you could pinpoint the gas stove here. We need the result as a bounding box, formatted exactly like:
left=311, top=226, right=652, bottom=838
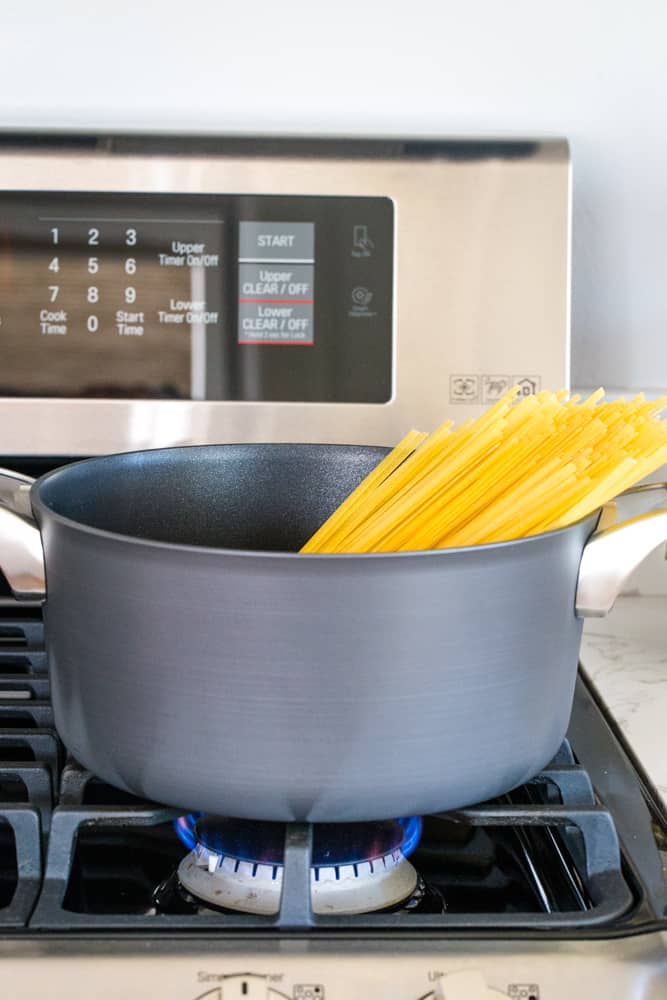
left=0, top=600, right=665, bottom=998
left=0, top=136, right=664, bottom=997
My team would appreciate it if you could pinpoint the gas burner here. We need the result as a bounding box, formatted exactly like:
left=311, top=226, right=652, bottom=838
left=174, top=815, right=422, bottom=915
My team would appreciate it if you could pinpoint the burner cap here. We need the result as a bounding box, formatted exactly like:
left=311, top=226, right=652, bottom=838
left=176, top=815, right=421, bottom=916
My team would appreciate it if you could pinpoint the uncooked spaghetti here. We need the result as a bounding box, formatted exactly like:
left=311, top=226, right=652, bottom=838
left=301, top=388, right=667, bottom=553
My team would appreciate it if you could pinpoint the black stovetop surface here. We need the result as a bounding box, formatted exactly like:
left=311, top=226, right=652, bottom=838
left=0, top=600, right=665, bottom=937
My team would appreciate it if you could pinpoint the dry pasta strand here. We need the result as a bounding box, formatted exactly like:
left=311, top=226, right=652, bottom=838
left=300, top=387, right=667, bottom=553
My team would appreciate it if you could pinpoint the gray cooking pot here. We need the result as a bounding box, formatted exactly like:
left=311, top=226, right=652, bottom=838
left=0, top=444, right=666, bottom=823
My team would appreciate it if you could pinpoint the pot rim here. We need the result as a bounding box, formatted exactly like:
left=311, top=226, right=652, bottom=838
left=30, top=443, right=600, bottom=561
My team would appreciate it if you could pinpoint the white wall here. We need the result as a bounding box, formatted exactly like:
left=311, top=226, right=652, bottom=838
left=1, top=0, right=667, bottom=392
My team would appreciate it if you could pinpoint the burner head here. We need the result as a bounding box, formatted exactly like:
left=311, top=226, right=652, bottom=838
left=176, top=815, right=421, bottom=916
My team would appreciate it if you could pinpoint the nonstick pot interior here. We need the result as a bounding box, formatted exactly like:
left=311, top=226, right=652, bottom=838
left=35, top=443, right=390, bottom=552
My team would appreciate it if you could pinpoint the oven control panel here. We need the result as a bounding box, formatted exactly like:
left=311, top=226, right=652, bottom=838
left=3, top=941, right=664, bottom=1000
left=0, top=139, right=570, bottom=455
left=192, top=970, right=513, bottom=998
left=0, top=191, right=393, bottom=403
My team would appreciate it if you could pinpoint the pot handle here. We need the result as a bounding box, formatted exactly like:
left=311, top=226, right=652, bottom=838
left=575, top=482, right=667, bottom=618
left=0, top=469, right=46, bottom=602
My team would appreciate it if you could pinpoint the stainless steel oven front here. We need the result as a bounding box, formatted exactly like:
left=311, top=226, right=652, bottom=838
left=0, top=136, right=570, bottom=455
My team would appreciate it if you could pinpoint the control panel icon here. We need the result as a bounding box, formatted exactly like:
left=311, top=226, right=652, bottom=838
left=513, top=376, right=541, bottom=397
left=482, top=375, right=512, bottom=403
left=507, top=985, right=540, bottom=1000
left=351, top=224, right=374, bottom=257
left=450, top=374, right=480, bottom=403
left=351, top=286, right=373, bottom=308
left=293, top=986, right=325, bottom=1000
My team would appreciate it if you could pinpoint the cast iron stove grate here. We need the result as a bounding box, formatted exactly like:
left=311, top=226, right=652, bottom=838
left=0, top=603, right=659, bottom=934
left=0, top=608, right=52, bottom=927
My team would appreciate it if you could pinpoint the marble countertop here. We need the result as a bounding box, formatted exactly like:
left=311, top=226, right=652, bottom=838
left=580, top=595, right=667, bottom=809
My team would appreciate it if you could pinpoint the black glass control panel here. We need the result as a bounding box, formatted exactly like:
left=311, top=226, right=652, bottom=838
left=0, top=192, right=393, bottom=402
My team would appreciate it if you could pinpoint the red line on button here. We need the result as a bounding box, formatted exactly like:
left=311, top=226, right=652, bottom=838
left=239, top=340, right=314, bottom=346
left=238, top=298, right=314, bottom=304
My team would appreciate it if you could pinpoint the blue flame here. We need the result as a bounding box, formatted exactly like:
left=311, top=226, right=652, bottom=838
left=398, top=816, right=422, bottom=858
left=174, top=812, right=201, bottom=850
left=175, top=813, right=423, bottom=860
